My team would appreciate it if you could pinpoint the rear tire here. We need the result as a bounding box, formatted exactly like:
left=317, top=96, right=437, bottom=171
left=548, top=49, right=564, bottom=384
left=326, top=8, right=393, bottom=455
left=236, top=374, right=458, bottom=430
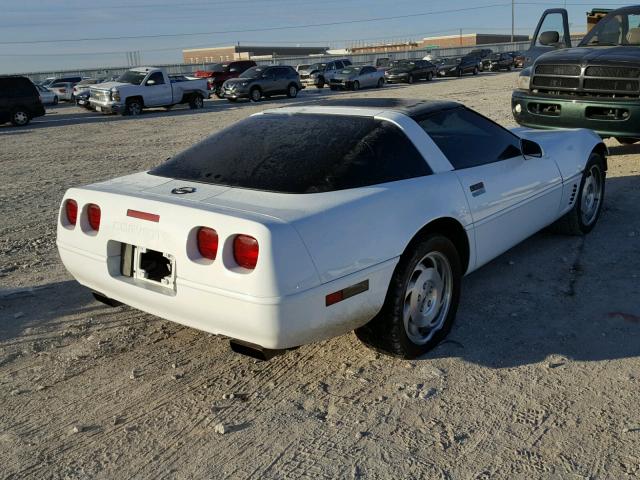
left=53, top=96, right=58, bottom=105
left=189, top=94, right=204, bottom=109
left=10, top=109, right=30, bottom=126
left=316, top=77, right=325, bottom=88
left=355, top=234, right=461, bottom=359
left=377, top=78, right=384, bottom=88
left=408, top=74, right=414, bottom=84
left=552, top=152, right=606, bottom=235
left=473, top=67, right=479, bottom=75
left=426, top=72, right=433, bottom=81
left=352, top=80, right=360, bottom=91
left=616, top=137, right=639, bottom=145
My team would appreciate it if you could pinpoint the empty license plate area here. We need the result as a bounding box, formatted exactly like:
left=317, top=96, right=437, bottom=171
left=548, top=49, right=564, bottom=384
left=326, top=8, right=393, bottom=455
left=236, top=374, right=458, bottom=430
left=121, top=243, right=176, bottom=289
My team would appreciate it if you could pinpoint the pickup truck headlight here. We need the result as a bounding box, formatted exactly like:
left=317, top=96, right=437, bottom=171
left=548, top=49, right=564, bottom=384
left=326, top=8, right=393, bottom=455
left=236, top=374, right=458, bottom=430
left=111, top=89, right=120, bottom=101
left=517, top=68, right=531, bottom=90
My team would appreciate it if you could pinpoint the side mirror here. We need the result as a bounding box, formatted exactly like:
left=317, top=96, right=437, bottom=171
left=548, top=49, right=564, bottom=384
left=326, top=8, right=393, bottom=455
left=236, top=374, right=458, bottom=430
left=539, top=30, right=560, bottom=46
left=146, top=79, right=156, bottom=86
left=521, top=139, right=543, bottom=158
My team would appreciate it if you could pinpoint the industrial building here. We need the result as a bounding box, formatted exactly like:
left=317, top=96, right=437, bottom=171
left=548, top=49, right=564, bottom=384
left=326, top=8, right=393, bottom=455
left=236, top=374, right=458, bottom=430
left=349, top=33, right=529, bottom=54
left=182, top=45, right=329, bottom=63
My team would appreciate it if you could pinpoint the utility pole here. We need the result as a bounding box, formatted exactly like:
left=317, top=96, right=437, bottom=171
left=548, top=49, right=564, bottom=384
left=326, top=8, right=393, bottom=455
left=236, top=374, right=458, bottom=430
left=511, top=0, right=515, bottom=43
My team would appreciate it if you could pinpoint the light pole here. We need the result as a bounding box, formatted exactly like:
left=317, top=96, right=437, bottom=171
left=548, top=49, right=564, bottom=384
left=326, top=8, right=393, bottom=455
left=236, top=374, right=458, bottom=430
left=511, top=0, right=515, bottom=43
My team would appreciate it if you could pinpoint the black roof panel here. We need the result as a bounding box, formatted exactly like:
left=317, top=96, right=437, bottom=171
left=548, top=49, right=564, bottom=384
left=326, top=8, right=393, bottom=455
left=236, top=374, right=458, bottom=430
left=313, top=97, right=461, bottom=118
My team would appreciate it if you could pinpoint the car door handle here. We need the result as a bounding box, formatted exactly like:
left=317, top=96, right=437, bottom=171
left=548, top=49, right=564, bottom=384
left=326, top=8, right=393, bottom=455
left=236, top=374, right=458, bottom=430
left=470, top=182, right=486, bottom=196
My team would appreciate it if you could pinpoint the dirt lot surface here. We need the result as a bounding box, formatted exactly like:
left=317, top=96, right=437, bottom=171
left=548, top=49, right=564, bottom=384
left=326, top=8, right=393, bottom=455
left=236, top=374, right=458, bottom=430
left=1, top=72, right=639, bottom=479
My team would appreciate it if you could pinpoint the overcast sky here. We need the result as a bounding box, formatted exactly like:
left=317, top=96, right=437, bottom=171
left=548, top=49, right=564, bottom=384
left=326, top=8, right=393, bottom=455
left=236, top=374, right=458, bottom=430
left=0, top=0, right=618, bottom=74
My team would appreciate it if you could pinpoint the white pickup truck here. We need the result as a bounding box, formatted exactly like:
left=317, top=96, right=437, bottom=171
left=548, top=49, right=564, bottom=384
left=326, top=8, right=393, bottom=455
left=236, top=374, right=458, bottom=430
left=89, top=67, right=209, bottom=115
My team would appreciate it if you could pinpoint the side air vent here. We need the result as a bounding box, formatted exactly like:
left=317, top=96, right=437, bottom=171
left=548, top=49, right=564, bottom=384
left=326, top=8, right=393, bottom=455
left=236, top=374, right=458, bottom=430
left=569, top=184, right=578, bottom=204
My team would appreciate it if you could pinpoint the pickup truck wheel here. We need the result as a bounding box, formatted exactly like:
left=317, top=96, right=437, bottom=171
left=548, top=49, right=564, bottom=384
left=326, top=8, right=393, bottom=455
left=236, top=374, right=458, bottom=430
left=552, top=152, right=606, bottom=235
left=125, top=100, right=142, bottom=116
left=377, top=78, right=384, bottom=88
left=10, top=109, right=30, bottom=126
left=189, top=94, right=204, bottom=109
left=616, top=137, right=639, bottom=145
left=250, top=88, right=262, bottom=102
left=355, top=234, right=461, bottom=359
left=286, top=84, right=298, bottom=98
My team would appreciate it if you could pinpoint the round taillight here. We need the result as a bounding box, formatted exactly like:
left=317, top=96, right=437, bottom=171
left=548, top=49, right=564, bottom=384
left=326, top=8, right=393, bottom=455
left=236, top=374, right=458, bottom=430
left=65, top=199, right=78, bottom=225
left=87, top=204, right=101, bottom=231
left=233, top=235, right=259, bottom=270
left=197, top=227, right=218, bottom=260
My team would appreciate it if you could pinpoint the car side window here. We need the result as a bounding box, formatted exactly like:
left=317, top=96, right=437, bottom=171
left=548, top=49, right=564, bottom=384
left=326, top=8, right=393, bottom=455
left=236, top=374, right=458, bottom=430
left=147, top=72, right=165, bottom=85
left=275, top=67, right=288, bottom=79
left=417, top=107, right=522, bottom=169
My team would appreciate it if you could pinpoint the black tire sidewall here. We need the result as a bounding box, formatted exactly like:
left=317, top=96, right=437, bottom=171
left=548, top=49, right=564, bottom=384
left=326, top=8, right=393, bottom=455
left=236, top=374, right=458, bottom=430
left=11, top=109, right=29, bottom=126
left=250, top=88, right=261, bottom=102
left=574, top=153, right=606, bottom=234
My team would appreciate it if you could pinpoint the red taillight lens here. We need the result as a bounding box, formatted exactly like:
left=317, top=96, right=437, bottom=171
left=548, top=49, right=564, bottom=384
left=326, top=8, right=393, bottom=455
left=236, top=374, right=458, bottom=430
left=197, top=227, right=218, bottom=260
left=87, top=204, right=101, bottom=231
left=233, top=235, right=259, bottom=270
left=65, top=199, right=78, bottom=225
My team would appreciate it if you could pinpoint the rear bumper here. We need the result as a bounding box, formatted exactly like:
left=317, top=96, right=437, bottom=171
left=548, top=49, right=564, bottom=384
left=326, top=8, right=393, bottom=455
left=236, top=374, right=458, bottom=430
left=57, top=241, right=396, bottom=349
left=512, top=89, right=640, bottom=138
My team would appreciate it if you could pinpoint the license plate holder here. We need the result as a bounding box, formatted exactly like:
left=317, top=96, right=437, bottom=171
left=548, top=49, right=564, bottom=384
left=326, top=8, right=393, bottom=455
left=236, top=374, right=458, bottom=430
left=121, top=243, right=176, bottom=290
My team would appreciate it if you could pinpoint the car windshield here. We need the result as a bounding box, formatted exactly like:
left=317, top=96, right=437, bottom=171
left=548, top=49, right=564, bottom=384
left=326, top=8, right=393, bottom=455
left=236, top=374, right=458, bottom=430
left=581, top=9, right=640, bottom=46
left=77, top=79, right=97, bottom=86
left=239, top=67, right=264, bottom=79
left=297, top=64, right=310, bottom=70
left=308, top=63, right=327, bottom=71
left=117, top=70, right=147, bottom=85
left=149, top=113, right=431, bottom=194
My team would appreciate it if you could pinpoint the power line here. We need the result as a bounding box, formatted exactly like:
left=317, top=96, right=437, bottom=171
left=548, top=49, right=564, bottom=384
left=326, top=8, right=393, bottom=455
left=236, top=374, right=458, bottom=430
left=0, top=3, right=512, bottom=45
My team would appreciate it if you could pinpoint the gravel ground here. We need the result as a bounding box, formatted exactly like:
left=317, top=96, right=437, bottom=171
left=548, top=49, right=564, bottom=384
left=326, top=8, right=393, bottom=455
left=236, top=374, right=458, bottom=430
left=1, top=71, right=639, bottom=479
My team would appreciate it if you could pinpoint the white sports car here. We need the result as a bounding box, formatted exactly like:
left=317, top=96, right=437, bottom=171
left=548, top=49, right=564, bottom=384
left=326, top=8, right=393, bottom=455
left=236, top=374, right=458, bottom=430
left=56, top=99, right=607, bottom=359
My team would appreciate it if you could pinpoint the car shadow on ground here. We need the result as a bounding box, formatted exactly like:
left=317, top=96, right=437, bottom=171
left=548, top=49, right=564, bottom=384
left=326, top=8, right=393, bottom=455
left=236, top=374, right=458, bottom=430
left=425, top=174, right=640, bottom=367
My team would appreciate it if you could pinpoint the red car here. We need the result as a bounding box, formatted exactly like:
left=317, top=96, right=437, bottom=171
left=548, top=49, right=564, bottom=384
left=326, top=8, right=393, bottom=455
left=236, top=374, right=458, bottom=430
left=194, top=60, right=256, bottom=98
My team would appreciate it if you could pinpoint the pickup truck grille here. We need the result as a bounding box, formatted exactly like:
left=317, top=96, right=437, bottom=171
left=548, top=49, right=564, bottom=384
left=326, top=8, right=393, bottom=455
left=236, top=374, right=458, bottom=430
left=91, top=90, right=111, bottom=102
left=532, top=63, right=640, bottom=98
left=299, top=74, right=310, bottom=80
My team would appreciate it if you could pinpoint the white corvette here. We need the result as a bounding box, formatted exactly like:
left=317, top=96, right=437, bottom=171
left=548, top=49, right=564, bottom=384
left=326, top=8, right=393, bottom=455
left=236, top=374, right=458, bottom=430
left=57, top=99, right=607, bottom=359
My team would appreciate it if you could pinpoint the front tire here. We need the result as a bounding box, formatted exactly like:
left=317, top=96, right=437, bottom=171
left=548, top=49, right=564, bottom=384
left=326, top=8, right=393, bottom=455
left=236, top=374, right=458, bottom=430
left=553, top=152, right=606, bottom=235
left=355, top=234, right=462, bottom=359
left=316, top=77, right=325, bottom=88
left=377, top=78, right=384, bottom=88
left=123, top=99, right=142, bottom=116
left=10, top=109, right=30, bottom=126
left=53, top=96, right=59, bottom=105
left=426, top=72, right=433, bottom=81
left=250, top=88, right=262, bottom=102
left=473, top=67, right=479, bottom=75
left=286, top=84, right=298, bottom=98
left=352, top=80, right=360, bottom=91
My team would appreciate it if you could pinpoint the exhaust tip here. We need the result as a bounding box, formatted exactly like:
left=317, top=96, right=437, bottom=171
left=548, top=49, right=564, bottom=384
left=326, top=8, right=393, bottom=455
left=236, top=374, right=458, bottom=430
left=229, top=340, right=286, bottom=361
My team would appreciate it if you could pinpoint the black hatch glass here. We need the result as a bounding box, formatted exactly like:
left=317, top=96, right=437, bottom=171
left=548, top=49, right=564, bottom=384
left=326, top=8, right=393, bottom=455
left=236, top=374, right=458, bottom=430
left=150, top=113, right=431, bottom=193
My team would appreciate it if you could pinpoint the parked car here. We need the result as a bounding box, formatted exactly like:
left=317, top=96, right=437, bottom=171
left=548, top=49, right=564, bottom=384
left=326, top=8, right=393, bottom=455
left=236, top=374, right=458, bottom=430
left=36, top=84, right=58, bottom=105
left=298, top=59, right=352, bottom=88
left=194, top=61, right=256, bottom=98
left=384, top=59, right=437, bottom=84
left=41, top=76, right=83, bottom=88
left=0, top=76, right=45, bottom=126
left=89, top=67, right=209, bottom=115
left=329, top=65, right=385, bottom=90
left=57, top=98, right=606, bottom=359
left=72, top=78, right=103, bottom=100
left=513, top=5, right=640, bottom=143
left=487, top=52, right=515, bottom=71
left=464, top=49, right=493, bottom=70
left=222, top=65, right=303, bottom=102
left=49, top=82, right=74, bottom=102
left=375, top=57, right=392, bottom=70
left=295, top=64, right=311, bottom=72
left=510, top=51, right=526, bottom=68
left=438, top=57, right=480, bottom=77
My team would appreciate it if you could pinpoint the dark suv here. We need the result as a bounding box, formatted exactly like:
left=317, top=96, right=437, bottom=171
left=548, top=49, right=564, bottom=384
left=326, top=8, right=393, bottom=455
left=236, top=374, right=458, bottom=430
left=222, top=66, right=303, bottom=102
left=384, top=59, right=436, bottom=84
left=487, top=52, right=515, bottom=71
left=0, top=76, right=45, bottom=126
left=194, top=60, right=256, bottom=98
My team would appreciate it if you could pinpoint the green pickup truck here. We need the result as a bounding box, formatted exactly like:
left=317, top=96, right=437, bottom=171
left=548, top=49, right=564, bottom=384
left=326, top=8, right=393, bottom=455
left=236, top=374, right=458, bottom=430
left=512, top=6, right=640, bottom=144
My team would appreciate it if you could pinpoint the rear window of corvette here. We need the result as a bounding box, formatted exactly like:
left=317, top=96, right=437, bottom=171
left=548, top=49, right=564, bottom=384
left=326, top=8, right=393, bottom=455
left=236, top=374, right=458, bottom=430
left=150, top=113, right=432, bottom=193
